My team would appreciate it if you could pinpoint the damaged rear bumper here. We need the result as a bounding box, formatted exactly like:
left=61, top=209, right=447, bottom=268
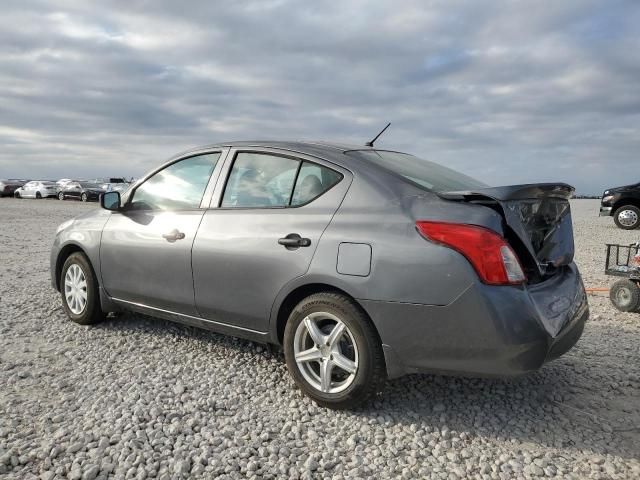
left=361, top=263, right=588, bottom=379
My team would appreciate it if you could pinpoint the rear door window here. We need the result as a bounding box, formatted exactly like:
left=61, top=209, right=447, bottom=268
left=221, top=153, right=343, bottom=208
left=221, top=153, right=299, bottom=207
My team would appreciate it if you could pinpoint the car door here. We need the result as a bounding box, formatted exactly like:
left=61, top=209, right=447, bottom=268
left=192, top=148, right=350, bottom=332
left=23, top=182, right=36, bottom=197
left=100, top=151, right=224, bottom=316
left=64, top=182, right=80, bottom=199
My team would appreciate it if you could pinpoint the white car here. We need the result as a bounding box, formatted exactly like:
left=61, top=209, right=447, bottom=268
left=14, top=180, right=58, bottom=199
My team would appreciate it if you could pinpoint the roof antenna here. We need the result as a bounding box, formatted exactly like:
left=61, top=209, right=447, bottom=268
left=365, top=122, right=391, bottom=147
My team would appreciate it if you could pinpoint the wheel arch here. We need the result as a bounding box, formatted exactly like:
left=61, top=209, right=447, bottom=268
left=54, top=243, right=91, bottom=291
left=612, top=198, right=640, bottom=213
left=272, top=282, right=383, bottom=349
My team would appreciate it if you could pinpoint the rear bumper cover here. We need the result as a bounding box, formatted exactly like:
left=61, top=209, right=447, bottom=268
left=361, top=263, right=588, bottom=379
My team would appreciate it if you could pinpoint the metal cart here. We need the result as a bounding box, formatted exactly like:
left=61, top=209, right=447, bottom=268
left=605, top=243, right=640, bottom=312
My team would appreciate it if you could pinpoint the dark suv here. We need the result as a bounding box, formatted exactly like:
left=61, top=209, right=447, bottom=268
left=600, top=182, right=640, bottom=230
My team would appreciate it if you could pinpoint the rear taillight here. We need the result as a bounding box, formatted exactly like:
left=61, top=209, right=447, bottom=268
left=416, top=221, right=526, bottom=285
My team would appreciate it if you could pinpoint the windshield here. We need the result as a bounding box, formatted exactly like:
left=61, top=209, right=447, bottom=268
left=351, top=150, right=488, bottom=192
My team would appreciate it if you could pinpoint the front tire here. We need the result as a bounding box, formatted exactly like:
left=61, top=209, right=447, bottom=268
left=613, top=205, right=640, bottom=230
left=60, top=252, right=105, bottom=325
left=81, top=193, right=88, bottom=202
left=610, top=279, right=640, bottom=312
left=14, top=191, right=20, bottom=199
left=58, top=192, right=65, bottom=200
left=283, top=292, right=385, bottom=409
left=35, top=192, right=42, bottom=199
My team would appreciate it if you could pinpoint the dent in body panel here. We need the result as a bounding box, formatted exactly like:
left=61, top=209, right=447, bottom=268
left=303, top=171, right=477, bottom=306
left=360, top=283, right=549, bottom=377
left=406, top=193, right=505, bottom=235
left=526, top=264, right=587, bottom=338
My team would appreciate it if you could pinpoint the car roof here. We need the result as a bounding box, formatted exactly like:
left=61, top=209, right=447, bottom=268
left=175, top=140, right=404, bottom=161
left=211, top=140, right=371, bottom=152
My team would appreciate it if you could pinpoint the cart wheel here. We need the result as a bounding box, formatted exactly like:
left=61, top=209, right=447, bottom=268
left=610, top=279, right=640, bottom=312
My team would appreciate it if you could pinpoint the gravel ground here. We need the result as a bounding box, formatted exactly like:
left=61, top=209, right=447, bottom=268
left=0, top=197, right=639, bottom=480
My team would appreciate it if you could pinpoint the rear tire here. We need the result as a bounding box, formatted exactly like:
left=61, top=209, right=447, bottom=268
left=60, top=252, right=105, bottom=325
left=36, top=192, right=42, bottom=199
left=58, top=192, right=65, bottom=200
left=613, top=205, right=640, bottom=230
left=283, top=292, right=385, bottom=409
left=81, top=193, right=88, bottom=202
left=610, top=279, right=640, bottom=312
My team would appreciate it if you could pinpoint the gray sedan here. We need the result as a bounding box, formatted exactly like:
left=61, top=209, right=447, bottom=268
left=50, top=141, right=588, bottom=409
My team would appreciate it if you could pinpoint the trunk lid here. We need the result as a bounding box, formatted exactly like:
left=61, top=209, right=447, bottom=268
left=438, top=183, right=575, bottom=281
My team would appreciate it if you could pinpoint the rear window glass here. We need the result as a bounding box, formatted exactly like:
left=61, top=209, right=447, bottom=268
left=350, top=150, right=487, bottom=192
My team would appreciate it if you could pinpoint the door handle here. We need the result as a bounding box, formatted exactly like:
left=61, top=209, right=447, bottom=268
left=162, top=229, right=186, bottom=243
left=278, top=233, right=311, bottom=250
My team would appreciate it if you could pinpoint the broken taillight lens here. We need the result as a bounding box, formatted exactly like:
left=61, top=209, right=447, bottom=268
left=416, top=221, right=526, bottom=285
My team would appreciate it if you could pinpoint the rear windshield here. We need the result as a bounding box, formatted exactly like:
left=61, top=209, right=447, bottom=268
left=80, top=183, right=101, bottom=188
left=350, top=150, right=487, bottom=192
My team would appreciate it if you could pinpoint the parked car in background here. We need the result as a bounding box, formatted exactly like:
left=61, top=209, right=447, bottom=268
left=51, top=141, right=588, bottom=409
left=0, top=179, right=27, bottom=197
left=58, top=181, right=105, bottom=202
left=91, top=177, right=130, bottom=193
left=600, top=182, right=640, bottom=230
left=106, top=182, right=131, bottom=193
left=56, top=178, right=75, bottom=188
left=14, top=180, right=58, bottom=199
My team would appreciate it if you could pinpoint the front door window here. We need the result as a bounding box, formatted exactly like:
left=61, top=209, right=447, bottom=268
left=131, top=153, right=221, bottom=210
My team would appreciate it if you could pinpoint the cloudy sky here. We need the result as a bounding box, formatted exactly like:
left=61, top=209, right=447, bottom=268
left=1, top=0, right=638, bottom=194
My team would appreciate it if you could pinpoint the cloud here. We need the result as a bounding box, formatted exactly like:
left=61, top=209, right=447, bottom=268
left=0, top=0, right=638, bottom=193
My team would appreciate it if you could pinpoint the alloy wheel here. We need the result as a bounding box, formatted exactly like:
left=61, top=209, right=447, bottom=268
left=618, top=209, right=639, bottom=227
left=293, top=311, right=359, bottom=394
left=64, top=264, right=88, bottom=315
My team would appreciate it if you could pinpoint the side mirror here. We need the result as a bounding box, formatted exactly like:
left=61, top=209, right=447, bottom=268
left=101, top=191, right=121, bottom=211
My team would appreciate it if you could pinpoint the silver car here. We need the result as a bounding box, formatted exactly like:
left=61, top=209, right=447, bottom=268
left=15, top=180, right=58, bottom=199
left=50, top=142, right=588, bottom=408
